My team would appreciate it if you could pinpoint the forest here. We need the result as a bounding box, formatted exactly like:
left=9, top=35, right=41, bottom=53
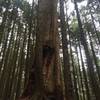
left=0, top=0, right=100, bottom=100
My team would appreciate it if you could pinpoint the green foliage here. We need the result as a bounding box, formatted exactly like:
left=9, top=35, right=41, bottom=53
left=71, top=18, right=79, bottom=33
left=70, top=17, right=80, bottom=41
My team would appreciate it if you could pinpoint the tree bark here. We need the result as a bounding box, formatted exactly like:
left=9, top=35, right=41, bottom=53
left=19, top=0, right=63, bottom=100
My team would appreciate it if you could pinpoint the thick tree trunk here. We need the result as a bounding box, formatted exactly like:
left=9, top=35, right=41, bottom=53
left=18, top=0, right=63, bottom=100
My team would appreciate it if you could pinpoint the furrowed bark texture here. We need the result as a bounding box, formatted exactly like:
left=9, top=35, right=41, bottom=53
left=18, top=0, right=63, bottom=100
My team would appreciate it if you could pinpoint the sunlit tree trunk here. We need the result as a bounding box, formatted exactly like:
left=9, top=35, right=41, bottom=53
left=74, top=0, right=100, bottom=99
left=69, top=40, right=79, bottom=100
left=75, top=45, right=86, bottom=100
left=78, top=43, right=91, bottom=100
left=89, top=9, right=100, bottom=44
left=59, top=0, right=75, bottom=100
left=88, top=31, right=100, bottom=82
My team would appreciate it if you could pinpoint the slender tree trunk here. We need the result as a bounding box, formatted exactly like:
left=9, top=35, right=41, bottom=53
left=75, top=45, right=86, bottom=100
left=89, top=9, right=100, bottom=44
left=60, top=0, right=75, bottom=100
left=88, top=31, right=100, bottom=82
left=0, top=19, right=16, bottom=98
left=74, top=0, right=100, bottom=99
left=0, top=1, right=10, bottom=43
left=69, top=40, right=79, bottom=100
left=25, top=0, right=34, bottom=86
left=78, top=43, right=91, bottom=100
